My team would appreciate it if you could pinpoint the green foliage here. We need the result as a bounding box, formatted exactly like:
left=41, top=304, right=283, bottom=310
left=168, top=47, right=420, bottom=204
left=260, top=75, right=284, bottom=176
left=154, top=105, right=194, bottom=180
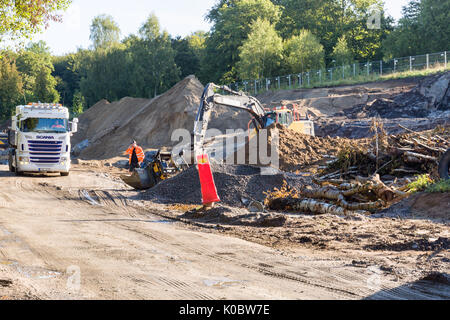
left=0, top=56, right=23, bottom=120
left=33, top=66, right=59, bottom=102
left=426, top=179, right=450, bottom=193
left=383, top=0, right=450, bottom=59
left=275, top=0, right=392, bottom=62
left=90, top=14, right=121, bottom=49
left=203, top=0, right=282, bottom=82
left=284, top=29, right=325, bottom=74
left=332, top=35, right=354, bottom=66
left=237, top=19, right=283, bottom=79
left=72, top=91, right=84, bottom=115
left=14, top=41, right=60, bottom=103
left=406, top=174, right=434, bottom=193
left=139, top=13, right=160, bottom=41
left=79, top=14, right=180, bottom=106
left=0, top=0, right=71, bottom=42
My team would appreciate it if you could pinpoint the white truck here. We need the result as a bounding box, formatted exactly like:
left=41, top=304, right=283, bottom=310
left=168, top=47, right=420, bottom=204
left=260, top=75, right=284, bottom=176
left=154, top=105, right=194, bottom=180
left=8, top=103, right=78, bottom=176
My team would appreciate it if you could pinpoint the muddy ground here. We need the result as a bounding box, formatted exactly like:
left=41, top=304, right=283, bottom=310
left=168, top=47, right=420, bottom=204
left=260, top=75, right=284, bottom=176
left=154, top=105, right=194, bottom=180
left=1, top=161, right=448, bottom=300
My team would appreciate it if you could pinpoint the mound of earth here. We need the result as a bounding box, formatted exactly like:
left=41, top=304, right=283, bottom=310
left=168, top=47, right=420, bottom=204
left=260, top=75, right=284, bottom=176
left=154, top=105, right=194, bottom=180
left=143, top=163, right=307, bottom=206
left=227, top=123, right=369, bottom=172
left=376, top=192, right=450, bottom=221
left=73, top=75, right=254, bottom=160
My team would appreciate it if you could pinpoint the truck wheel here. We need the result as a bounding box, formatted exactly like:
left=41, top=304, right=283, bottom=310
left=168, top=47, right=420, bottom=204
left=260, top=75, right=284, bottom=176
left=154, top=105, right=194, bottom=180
left=8, top=153, right=15, bottom=173
left=15, top=157, right=23, bottom=176
left=60, top=172, right=70, bottom=177
left=438, top=149, right=450, bottom=180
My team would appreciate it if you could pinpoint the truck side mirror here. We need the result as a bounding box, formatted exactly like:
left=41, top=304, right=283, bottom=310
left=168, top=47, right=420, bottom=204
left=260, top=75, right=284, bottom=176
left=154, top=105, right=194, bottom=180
left=71, top=118, right=79, bottom=133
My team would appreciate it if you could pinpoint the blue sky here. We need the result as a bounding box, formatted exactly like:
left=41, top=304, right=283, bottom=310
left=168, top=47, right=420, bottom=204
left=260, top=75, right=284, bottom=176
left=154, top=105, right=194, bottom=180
left=34, top=0, right=411, bottom=56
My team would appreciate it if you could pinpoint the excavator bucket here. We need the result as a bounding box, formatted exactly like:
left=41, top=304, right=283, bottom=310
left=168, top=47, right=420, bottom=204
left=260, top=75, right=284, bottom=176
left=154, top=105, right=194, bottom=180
left=120, top=166, right=157, bottom=190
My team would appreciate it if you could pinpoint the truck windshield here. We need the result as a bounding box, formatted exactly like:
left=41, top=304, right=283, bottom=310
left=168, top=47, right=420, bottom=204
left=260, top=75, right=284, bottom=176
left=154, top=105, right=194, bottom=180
left=20, top=118, right=68, bottom=133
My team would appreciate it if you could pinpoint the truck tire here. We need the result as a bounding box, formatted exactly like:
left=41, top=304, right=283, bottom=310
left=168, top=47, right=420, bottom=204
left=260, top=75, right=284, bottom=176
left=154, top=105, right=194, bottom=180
left=8, top=152, right=15, bottom=173
left=438, top=149, right=450, bottom=180
left=15, top=157, right=23, bottom=176
left=60, top=172, right=70, bottom=177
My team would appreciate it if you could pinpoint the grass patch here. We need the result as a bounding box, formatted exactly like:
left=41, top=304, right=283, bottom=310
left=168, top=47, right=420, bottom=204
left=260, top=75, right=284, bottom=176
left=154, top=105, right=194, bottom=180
left=406, top=174, right=434, bottom=193
left=256, top=65, right=450, bottom=94
left=426, top=179, right=450, bottom=193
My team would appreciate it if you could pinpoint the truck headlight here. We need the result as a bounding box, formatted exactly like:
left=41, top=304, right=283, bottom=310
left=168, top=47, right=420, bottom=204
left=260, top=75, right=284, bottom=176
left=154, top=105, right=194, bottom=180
left=19, top=157, right=29, bottom=164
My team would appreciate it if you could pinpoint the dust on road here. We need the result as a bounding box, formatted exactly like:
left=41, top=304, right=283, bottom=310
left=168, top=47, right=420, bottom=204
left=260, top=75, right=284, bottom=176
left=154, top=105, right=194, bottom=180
left=0, top=164, right=448, bottom=300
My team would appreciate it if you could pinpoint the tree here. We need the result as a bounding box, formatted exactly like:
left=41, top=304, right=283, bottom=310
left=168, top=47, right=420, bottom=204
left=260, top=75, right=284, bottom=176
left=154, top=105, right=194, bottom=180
left=89, top=14, right=121, bottom=49
left=203, top=0, right=282, bottom=82
left=237, top=19, right=283, bottom=79
left=383, top=0, right=450, bottom=59
left=283, top=30, right=325, bottom=74
left=332, top=35, right=353, bottom=66
left=72, top=91, right=85, bottom=115
left=15, top=41, right=60, bottom=103
left=274, top=0, right=392, bottom=62
left=0, top=56, right=23, bottom=120
left=139, top=13, right=160, bottom=41
left=0, top=0, right=71, bottom=41
left=34, top=66, right=60, bottom=102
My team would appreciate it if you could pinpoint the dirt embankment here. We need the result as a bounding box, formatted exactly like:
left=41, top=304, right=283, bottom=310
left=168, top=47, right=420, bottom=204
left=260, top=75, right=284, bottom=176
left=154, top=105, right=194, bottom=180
left=256, top=77, right=420, bottom=117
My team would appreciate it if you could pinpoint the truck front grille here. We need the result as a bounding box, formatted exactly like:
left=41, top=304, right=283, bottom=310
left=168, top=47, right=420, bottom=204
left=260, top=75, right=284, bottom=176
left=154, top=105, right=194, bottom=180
left=28, top=140, right=62, bottom=164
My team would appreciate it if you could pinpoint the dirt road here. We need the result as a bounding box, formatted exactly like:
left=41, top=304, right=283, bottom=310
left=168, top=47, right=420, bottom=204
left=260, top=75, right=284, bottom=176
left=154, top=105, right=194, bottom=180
left=0, top=165, right=448, bottom=300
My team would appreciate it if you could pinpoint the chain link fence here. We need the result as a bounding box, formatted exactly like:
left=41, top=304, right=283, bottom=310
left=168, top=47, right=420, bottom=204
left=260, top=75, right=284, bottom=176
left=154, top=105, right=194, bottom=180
left=226, top=50, right=449, bottom=95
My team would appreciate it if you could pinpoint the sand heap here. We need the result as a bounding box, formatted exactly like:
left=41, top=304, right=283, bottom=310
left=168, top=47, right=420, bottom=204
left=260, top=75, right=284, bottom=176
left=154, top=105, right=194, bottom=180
left=73, top=75, right=254, bottom=160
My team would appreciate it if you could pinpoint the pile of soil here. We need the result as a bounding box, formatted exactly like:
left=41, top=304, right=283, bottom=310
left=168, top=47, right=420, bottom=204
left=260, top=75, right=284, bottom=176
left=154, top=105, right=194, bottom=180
left=143, top=163, right=307, bottom=206
left=376, top=192, right=450, bottom=221
left=73, top=75, right=254, bottom=160
left=181, top=205, right=286, bottom=227
left=227, top=123, right=369, bottom=172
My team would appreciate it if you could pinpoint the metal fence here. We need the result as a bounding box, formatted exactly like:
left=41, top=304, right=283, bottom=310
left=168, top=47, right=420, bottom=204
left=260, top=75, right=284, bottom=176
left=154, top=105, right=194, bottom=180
left=226, top=50, right=449, bottom=95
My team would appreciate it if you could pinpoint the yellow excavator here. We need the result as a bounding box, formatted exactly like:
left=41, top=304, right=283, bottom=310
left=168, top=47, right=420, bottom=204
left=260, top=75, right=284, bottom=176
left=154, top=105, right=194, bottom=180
left=120, top=150, right=185, bottom=190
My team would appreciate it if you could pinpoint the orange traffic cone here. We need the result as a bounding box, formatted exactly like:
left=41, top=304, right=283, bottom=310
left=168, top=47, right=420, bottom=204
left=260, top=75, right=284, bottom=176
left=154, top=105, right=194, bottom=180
left=197, top=154, right=220, bottom=207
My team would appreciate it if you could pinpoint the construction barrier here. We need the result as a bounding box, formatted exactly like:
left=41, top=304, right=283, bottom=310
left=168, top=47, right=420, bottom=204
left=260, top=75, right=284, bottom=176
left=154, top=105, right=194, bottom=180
left=197, top=154, right=220, bottom=205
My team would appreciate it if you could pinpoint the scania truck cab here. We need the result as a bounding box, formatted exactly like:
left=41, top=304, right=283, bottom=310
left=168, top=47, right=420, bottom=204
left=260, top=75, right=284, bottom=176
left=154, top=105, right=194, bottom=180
left=8, top=103, right=78, bottom=176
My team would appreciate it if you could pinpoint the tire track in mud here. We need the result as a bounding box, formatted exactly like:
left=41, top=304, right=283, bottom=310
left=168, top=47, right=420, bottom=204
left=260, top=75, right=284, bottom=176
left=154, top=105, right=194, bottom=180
left=115, top=221, right=361, bottom=299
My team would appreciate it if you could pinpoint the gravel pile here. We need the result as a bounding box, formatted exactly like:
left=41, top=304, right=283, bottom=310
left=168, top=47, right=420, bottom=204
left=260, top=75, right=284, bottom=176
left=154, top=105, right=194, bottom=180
left=143, top=163, right=307, bottom=206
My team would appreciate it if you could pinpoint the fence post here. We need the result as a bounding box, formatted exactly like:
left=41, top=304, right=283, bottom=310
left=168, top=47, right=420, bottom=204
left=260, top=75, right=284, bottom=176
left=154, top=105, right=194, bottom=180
left=342, top=65, right=345, bottom=79
left=266, top=79, right=269, bottom=91
left=410, top=56, right=412, bottom=71
left=445, top=51, right=447, bottom=68
left=353, top=63, right=356, bottom=77
left=307, top=72, right=310, bottom=86
left=277, top=77, right=280, bottom=89
left=254, top=80, right=257, bottom=95
left=426, top=54, right=429, bottom=69
left=330, top=68, right=333, bottom=82
left=367, top=62, right=370, bottom=76
left=288, top=75, right=291, bottom=89
left=380, top=61, right=383, bottom=76
left=298, top=74, right=302, bottom=88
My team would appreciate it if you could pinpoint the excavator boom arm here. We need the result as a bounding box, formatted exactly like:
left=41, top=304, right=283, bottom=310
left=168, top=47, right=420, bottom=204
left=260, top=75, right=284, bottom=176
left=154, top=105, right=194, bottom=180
left=193, top=83, right=266, bottom=158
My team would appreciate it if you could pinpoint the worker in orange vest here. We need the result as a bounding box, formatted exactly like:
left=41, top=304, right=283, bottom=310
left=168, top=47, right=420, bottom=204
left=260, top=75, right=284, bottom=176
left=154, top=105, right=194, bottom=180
left=124, top=140, right=145, bottom=172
